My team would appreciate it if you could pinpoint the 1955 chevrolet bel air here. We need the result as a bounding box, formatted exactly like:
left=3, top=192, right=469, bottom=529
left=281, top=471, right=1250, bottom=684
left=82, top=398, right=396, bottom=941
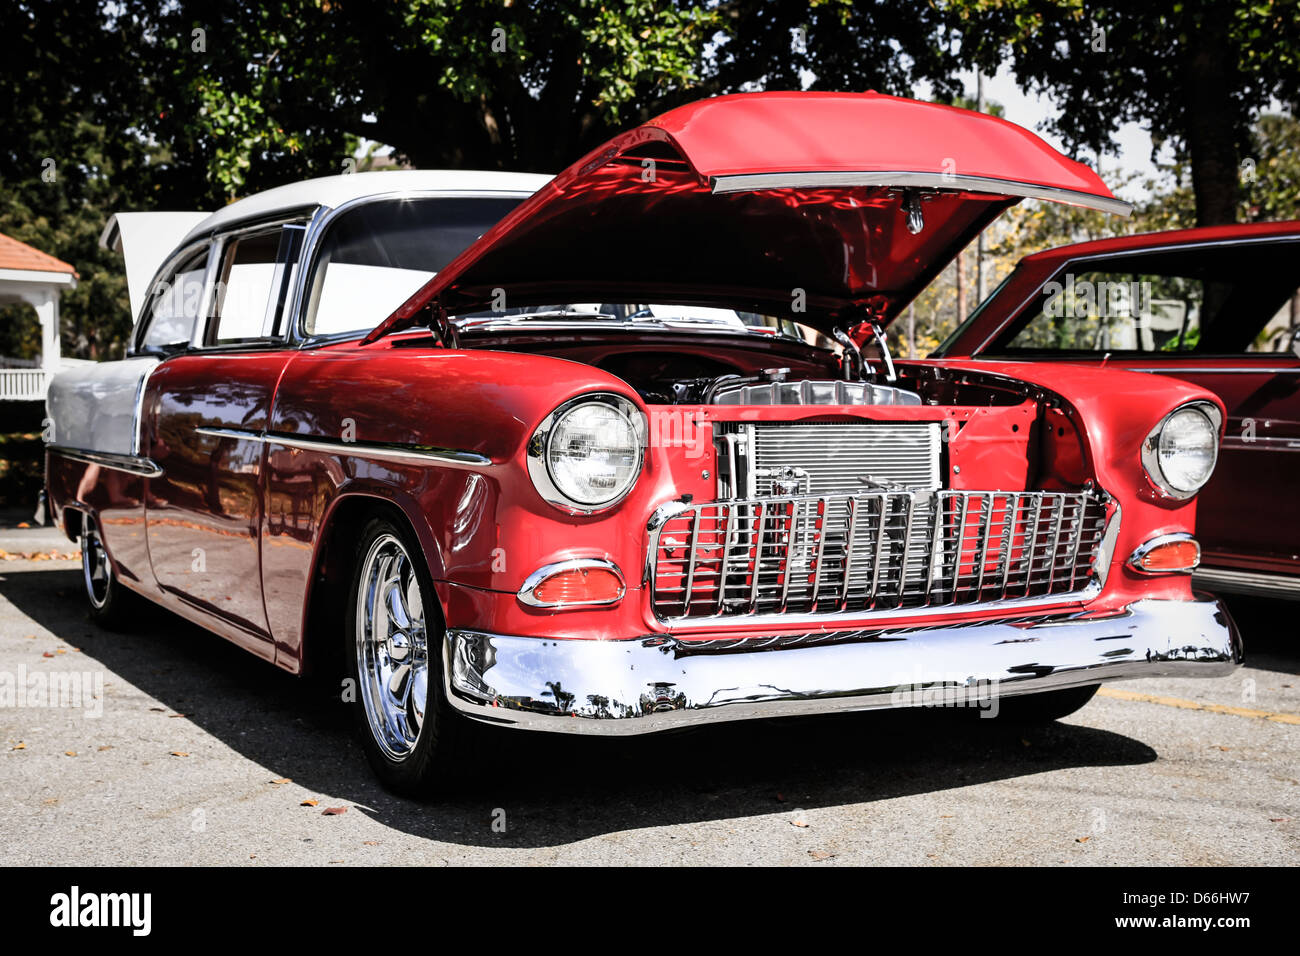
left=45, top=92, right=1242, bottom=793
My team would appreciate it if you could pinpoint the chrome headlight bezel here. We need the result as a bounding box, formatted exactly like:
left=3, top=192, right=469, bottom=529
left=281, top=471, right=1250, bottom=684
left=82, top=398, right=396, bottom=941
left=1141, top=401, right=1223, bottom=500
left=527, top=393, right=646, bottom=514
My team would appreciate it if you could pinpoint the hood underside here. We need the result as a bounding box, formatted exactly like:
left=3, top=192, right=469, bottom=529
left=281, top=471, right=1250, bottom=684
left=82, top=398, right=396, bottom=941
left=366, top=92, right=1130, bottom=343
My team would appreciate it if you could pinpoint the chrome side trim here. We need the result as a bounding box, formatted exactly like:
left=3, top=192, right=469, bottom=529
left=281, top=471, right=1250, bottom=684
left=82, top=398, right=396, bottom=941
left=1194, top=565, right=1300, bottom=599
left=517, top=558, right=626, bottom=608
left=442, top=596, right=1240, bottom=734
left=710, top=170, right=1135, bottom=217
left=193, top=426, right=492, bottom=466
left=1128, top=532, right=1200, bottom=574
left=47, top=445, right=164, bottom=478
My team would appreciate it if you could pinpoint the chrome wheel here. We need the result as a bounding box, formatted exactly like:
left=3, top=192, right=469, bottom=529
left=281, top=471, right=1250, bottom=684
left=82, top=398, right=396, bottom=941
left=356, top=533, right=429, bottom=761
left=81, top=518, right=110, bottom=610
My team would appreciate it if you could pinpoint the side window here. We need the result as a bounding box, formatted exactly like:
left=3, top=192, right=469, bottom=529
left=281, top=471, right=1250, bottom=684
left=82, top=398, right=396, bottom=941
left=207, top=225, right=305, bottom=345
left=140, top=246, right=209, bottom=351
left=1007, top=270, right=1205, bottom=353
left=993, top=243, right=1300, bottom=356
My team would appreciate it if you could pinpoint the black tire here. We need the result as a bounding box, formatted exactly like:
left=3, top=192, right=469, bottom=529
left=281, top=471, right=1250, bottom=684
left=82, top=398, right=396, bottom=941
left=991, top=683, right=1100, bottom=723
left=345, top=515, right=468, bottom=796
left=79, top=514, right=140, bottom=630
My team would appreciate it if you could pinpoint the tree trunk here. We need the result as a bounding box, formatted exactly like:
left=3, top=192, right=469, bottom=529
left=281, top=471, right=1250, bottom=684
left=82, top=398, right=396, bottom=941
left=1183, top=10, right=1241, bottom=226
left=955, top=250, right=966, bottom=327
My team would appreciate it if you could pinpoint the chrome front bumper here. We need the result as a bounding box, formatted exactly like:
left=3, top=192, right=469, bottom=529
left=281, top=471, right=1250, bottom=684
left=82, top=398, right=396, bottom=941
left=443, top=596, right=1241, bottom=735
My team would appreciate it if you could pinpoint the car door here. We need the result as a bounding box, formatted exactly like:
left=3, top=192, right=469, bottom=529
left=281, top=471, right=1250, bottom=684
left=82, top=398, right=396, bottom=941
left=1127, top=355, right=1300, bottom=575
left=965, top=238, right=1300, bottom=577
left=143, top=219, right=307, bottom=658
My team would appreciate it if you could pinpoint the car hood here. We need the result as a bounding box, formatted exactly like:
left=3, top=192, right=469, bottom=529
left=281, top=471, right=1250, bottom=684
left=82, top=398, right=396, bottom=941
left=365, top=92, right=1130, bottom=343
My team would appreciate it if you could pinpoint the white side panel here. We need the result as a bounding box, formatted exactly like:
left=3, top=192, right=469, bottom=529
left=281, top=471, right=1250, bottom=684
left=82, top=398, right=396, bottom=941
left=46, top=358, right=161, bottom=456
left=100, top=212, right=210, bottom=323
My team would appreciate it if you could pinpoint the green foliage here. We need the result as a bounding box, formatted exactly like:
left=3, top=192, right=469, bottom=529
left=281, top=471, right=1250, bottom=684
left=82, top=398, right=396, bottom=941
left=2, top=0, right=1298, bottom=367
left=938, top=1, right=1300, bottom=225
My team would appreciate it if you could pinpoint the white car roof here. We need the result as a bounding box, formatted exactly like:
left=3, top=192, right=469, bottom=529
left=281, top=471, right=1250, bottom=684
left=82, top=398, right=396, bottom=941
left=180, top=169, right=552, bottom=245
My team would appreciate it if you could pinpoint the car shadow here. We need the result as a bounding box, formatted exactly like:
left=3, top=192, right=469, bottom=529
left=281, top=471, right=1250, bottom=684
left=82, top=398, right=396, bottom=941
left=1220, top=594, right=1300, bottom=677
left=3, top=565, right=1177, bottom=850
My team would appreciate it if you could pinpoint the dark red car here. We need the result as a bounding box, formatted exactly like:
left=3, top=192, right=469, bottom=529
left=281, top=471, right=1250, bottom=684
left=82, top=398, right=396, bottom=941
left=937, top=221, right=1300, bottom=599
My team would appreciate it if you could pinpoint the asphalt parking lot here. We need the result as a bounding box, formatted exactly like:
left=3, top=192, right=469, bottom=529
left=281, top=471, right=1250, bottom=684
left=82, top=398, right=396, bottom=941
left=1, top=522, right=1296, bottom=866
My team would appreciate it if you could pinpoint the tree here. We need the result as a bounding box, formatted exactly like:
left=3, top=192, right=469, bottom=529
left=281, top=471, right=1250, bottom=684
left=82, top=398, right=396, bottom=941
left=0, top=0, right=723, bottom=362
left=126, top=0, right=720, bottom=186
left=944, top=1, right=1300, bottom=226
left=709, top=0, right=964, bottom=100
left=0, top=2, right=167, bottom=359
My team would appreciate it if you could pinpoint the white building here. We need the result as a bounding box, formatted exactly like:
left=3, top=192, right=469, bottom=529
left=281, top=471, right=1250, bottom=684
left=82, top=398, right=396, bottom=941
left=0, top=232, right=79, bottom=401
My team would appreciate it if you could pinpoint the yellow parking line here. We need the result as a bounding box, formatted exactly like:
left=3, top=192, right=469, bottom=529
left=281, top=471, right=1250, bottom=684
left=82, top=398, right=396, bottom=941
left=1098, top=687, right=1300, bottom=725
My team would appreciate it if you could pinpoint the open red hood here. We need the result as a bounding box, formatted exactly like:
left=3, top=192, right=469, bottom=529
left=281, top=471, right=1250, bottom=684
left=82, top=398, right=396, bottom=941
left=365, top=92, right=1130, bottom=342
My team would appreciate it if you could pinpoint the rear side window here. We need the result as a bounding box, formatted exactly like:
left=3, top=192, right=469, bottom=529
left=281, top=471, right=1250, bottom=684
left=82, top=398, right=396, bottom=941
left=303, top=196, right=523, bottom=336
left=140, top=246, right=209, bottom=350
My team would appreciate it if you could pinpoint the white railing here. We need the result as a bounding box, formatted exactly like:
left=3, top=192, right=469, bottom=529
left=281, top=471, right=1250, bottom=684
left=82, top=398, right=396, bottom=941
left=0, top=367, right=50, bottom=401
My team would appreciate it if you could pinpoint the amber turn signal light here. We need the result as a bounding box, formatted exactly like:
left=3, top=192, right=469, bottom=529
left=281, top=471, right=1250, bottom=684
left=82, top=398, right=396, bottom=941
left=518, top=560, right=625, bottom=608
left=1129, top=535, right=1201, bottom=574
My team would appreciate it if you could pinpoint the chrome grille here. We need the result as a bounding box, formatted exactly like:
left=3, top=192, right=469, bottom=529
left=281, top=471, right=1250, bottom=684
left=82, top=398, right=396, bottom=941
left=649, top=490, right=1111, bottom=622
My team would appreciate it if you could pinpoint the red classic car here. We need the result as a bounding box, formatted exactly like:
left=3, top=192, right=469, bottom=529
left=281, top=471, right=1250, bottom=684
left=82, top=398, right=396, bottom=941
left=46, top=93, right=1241, bottom=793
left=936, top=221, right=1300, bottom=599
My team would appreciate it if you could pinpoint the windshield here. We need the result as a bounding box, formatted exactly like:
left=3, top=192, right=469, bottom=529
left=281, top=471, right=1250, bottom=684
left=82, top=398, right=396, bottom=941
left=303, top=195, right=525, bottom=336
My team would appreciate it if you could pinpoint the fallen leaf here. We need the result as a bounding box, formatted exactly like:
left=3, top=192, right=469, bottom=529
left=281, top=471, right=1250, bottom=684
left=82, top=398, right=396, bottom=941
left=64, top=751, right=77, bottom=757
left=11, top=743, right=25, bottom=750
left=270, top=778, right=291, bottom=785
left=322, top=806, right=348, bottom=816
left=17, top=522, right=30, bottom=528
left=1269, top=817, right=1291, bottom=823
left=790, top=818, right=809, bottom=828
left=168, top=713, right=186, bottom=718
left=55, top=648, right=66, bottom=655
left=301, top=799, right=319, bottom=807
left=97, top=745, right=113, bottom=751
left=940, top=814, right=954, bottom=819
left=328, top=859, right=345, bottom=863
left=808, top=849, right=835, bottom=861
left=149, top=707, right=165, bottom=712
left=41, top=652, right=54, bottom=658
left=1020, top=738, right=1032, bottom=747
left=1076, top=836, right=1091, bottom=843
left=362, top=841, right=380, bottom=846
left=169, top=751, right=189, bottom=757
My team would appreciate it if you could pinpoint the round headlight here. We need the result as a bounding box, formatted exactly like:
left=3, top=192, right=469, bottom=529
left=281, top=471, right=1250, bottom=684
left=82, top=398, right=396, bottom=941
left=529, top=394, right=644, bottom=512
left=1144, top=403, right=1220, bottom=498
